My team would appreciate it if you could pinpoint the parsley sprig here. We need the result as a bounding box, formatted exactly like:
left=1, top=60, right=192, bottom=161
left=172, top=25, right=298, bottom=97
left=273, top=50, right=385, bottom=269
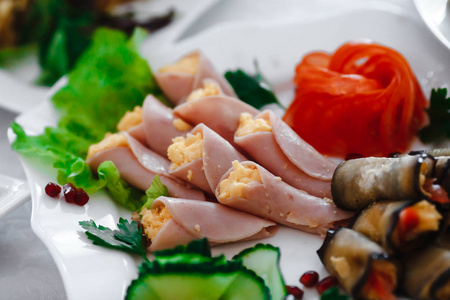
left=225, top=62, right=284, bottom=110
left=419, top=88, right=450, bottom=143
left=80, top=218, right=148, bottom=261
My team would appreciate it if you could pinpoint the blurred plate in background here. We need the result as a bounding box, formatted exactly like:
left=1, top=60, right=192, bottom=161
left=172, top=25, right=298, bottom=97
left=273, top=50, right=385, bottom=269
left=415, top=0, right=450, bottom=49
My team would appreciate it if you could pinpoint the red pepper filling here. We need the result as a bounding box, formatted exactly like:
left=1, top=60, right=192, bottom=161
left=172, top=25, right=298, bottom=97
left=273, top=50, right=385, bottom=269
left=397, top=206, right=420, bottom=243
left=361, top=261, right=397, bottom=300
left=366, top=268, right=397, bottom=300
left=424, top=178, right=450, bottom=204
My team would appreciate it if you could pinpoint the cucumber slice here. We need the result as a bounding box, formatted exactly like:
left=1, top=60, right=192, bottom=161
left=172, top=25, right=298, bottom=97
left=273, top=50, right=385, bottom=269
left=127, top=272, right=237, bottom=300
left=126, top=261, right=269, bottom=300
left=220, top=269, right=270, bottom=300
left=233, top=244, right=287, bottom=300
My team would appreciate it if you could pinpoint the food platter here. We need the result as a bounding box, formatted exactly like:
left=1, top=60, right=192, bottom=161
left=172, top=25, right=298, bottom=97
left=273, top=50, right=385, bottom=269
left=9, top=6, right=450, bottom=300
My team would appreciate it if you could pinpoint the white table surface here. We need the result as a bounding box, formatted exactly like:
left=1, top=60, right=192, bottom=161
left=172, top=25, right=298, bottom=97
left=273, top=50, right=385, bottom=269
left=0, top=0, right=434, bottom=299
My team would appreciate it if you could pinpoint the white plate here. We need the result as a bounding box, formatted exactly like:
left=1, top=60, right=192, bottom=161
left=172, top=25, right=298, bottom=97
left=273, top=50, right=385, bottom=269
left=10, top=6, right=450, bottom=300
left=414, top=0, right=450, bottom=50
left=0, top=174, right=29, bottom=219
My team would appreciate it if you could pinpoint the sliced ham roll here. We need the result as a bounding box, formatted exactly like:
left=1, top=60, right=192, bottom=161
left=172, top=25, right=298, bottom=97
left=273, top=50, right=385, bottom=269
left=86, top=132, right=205, bottom=201
left=117, top=106, right=148, bottom=146
left=140, top=196, right=278, bottom=251
left=167, top=124, right=247, bottom=194
left=235, top=110, right=337, bottom=198
left=117, top=95, right=193, bottom=158
left=155, top=51, right=236, bottom=105
left=142, top=94, right=192, bottom=157
left=216, top=161, right=354, bottom=235
left=173, top=94, right=259, bottom=146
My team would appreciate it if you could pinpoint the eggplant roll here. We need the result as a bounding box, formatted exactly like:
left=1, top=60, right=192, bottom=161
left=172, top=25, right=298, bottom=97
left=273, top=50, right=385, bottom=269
left=331, top=154, right=436, bottom=210
left=317, top=228, right=399, bottom=300
left=350, top=200, right=442, bottom=254
left=436, top=213, right=450, bottom=250
left=402, top=245, right=450, bottom=300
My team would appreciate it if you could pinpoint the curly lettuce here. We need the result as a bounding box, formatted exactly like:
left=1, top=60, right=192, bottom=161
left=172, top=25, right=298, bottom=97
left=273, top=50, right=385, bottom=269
left=11, top=27, right=164, bottom=208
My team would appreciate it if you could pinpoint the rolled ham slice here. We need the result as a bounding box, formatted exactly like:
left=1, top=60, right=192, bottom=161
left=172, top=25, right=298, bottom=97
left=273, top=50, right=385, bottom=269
left=143, top=196, right=278, bottom=251
left=141, top=94, right=192, bottom=158
left=216, top=161, right=354, bottom=235
left=155, top=51, right=236, bottom=105
left=168, top=124, right=247, bottom=194
left=87, top=133, right=205, bottom=201
left=235, top=110, right=337, bottom=198
left=173, top=94, right=259, bottom=146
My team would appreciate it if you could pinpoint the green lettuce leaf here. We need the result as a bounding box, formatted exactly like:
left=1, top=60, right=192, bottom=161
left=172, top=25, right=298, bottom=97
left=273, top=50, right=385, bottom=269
left=141, top=175, right=169, bottom=211
left=52, top=27, right=163, bottom=142
left=97, top=161, right=146, bottom=211
left=11, top=27, right=164, bottom=203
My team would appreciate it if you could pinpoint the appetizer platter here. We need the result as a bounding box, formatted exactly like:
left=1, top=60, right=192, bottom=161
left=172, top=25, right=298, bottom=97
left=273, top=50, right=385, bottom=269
left=8, top=5, right=450, bottom=300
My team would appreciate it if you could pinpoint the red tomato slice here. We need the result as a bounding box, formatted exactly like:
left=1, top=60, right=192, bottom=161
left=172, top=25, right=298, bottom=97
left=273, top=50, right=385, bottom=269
left=284, top=42, right=428, bottom=157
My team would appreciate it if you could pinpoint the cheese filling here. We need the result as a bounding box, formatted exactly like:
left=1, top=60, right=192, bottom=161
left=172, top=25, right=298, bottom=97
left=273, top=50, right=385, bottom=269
left=218, top=160, right=262, bottom=199
left=186, top=81, right=220, bottom=101
left=117, top=106, right=143, bottom=131
left=236, top=113, right=272, bottom=137
left=167, top=132, right=203, bottom=170
left=393, top=200, right=442, bottom=244
left=172, top=118, right=193, bottom=132
left=140, top=206, right=173, bottom=242
left=158, top=53, right=200, bottom=74
left=86, top=133, right=128, bottom=160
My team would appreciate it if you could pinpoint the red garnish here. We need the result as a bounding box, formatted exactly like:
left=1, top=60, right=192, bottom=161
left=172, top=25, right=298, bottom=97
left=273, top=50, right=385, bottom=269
left=283, top=42, right=427, bottom=158
left=366, top=268, right=396, bottom=300
left=300, top=271, right=319, bottom=287
left=63, top=183, right=77, bottom=203
left=75, top=188, right=89, bottom=206
left=286, top=285, right=304, bottom=299
left=397, top=206, right=420, bottom=242
left=45, top=182, right=61, bottom=198
left=423, top=178, right=450, bottom=204
left=316, top=276, right=339, bottom=294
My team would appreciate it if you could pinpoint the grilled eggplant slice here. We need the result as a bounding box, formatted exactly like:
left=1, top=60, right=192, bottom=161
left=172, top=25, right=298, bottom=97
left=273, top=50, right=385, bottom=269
left=350, top=200, right=442, bottom=254
left=317, top=228, right=399, bottom=300
left=331, top=154, right=436, bottom=210
left=402, top=245, right=450, bottom=300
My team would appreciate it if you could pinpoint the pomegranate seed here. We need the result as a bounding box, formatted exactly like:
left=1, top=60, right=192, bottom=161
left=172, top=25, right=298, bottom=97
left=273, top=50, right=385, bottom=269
left=300, top=271, right=319, bottom=287
left=63, top=183, right=77, bottom=203
left=45, top=182, right=61, bottom=198
left=345, top=153, right=363, bottom=160
left=75, top=188, right=89, bottom=206
left=285, top=285, right=303, bottom=299
left=317, top=276, right=339, bottom=294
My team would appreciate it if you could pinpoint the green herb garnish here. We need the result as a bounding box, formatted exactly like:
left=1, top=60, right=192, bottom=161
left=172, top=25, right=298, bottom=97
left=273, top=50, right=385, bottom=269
left=80, top=218, right=148, bottom=261
left=225, top=62, right=283, bottom=109
left=419, top=88, right=450, bottom=144
left=320, top=287, right=349, bottom=300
